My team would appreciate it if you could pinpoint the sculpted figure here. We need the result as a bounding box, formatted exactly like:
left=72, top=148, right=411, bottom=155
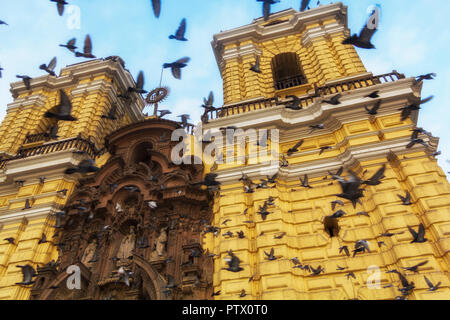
left=117, top=226, right=136, bottom=264
left=155, top=227, right=168, bottom=256
left=81, top=238, right=98, bottom=269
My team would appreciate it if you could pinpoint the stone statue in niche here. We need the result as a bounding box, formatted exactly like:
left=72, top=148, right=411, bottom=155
left=81, top=238, right=98, bottom=269
left=117, top=226, right=136, bottom=267
left=151, top=227, right=168, bottom=259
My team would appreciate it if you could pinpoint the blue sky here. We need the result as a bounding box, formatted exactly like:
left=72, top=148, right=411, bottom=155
left=0, top=0, right=449, bottom=175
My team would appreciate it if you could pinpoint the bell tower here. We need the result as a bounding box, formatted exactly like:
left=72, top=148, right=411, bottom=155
left=0, top=57, right=145, bottom=300
left=204, top=2, right=450, bottom=300
left=212, top=5, right=366, bottom=105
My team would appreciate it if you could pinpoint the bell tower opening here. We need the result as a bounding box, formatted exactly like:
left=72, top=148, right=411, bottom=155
left=271, top=52, right=307, bottom=90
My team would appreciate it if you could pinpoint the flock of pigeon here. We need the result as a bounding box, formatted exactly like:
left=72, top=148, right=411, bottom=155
left=1, top=0, right=446, bottom=299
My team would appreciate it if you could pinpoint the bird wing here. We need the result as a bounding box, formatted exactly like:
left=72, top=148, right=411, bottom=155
left=47, top=56, right=57, bottom=71
left=369, top=164, right=386, bottom=182
left=300, top=0, right=310, bottom=11
left=57, top=2, right=65, bottom=16
left=263, top=2, right=270, bottom=20
left=419, top=96, right=434, bottom=105
left=207, top=91, right=214, bottom=106
left=175, top=56, right=190, bottom=65
left=58, top=90, right=73, bottom=116
left=84, top=35, right=93, bottom=54
left=136, top=71, right=145, bottom=90
left=372, top=100, right=381, bottom=112
left=152, top=0, right=161, bottom=18
left=68, top=38, right=76, bottom=48
left=292, top=139, right=304, bottom=150
left=176, top=18, right=186, bottom=37
left=171, top=67, right=181, bottom=80
left=424, top=276, right=434, bottom=289
left=418, top=223, right=426, bottom=238
left=407, top=225, right=418, bottom=239
left=359, top=23, right=377, bottom=43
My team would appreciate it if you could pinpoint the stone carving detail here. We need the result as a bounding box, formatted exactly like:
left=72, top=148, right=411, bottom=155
left=30, top=119, right=213, bottom=300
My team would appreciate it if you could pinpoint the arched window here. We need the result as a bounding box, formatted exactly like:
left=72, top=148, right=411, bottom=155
left=130, top=142, right=154, bottom=164
left=271, top=53, right=307, bottom=90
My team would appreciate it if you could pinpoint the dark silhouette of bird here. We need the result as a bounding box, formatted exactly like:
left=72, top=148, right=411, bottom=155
left=406, top=137, right=430, bottom=149
left=403, top=261, right=428, bottom=274
left=43, top=125, right=59, bottom=140
left=399, top=96, right=433, bottom=121
left=65, top=159, right=99, bottom=175
left=330, top=209, right=346, bottom=219
left=323, top=94, right=342, bottom=105
left=346, top=272, right=356, bottom=280
left=16, top=75, right=32, bottom=90
left=169, top=18, right=188, bottom=41
left=392, top=271, right=415, bottom=296
left=128, top=71, right=147, bottom=95
left=75, top=35, right=96, bottom=59
left=280, top=155, right=289, bottom=168
left=357, top=211, right=370, bottom=217
left=16, top=265, right=37, bottom=286
left=258, top=202, right=271, bottom=221
left=310, top=265, right=324, bottom=276
left=300, top=0, right=311, bottom=11
left=23, top=199, right=32, bottom=210
left=264, top=248, right=277, bottom=261
left=44, top=89, right=77, bottom=121
left=0, top=65, right=3, bottom=78
left=334, top=170, right=365, bottom=208
left=299, top=175, right=312, bottom=189
left=239, top=289, right=247, bottom=298
left=158, top=110, right=172, bottom=118
left=365, top=100, right=381, bottom=115
left=415, top=73, right=436, bottom=84
left=398, top=191, right=412, bottom=205
left=38, top=233, right=48, bottom=244
left=0, top=20, right=8, bottom=26
left=4, top=237, right=15, bottom=245
left=163, top=57, right=190, bottom=80
left=309, top=124, right=324, bottom=134
left=319, top=146, right=332, bottom=155
left=223, top=250, right=244, bottom=272
left=424, top=276, right=441, bottom=292
left=219, top=232, right=235, bottom=242
left=267, top=173, right=278, bottom=184
left=177, top=114, right=190, bottom=127
left=212, top=290, right=221, bottom=297
left=39, top=57, right=57, bottom=76
left=199, top=173, right=221, bottom=188
left=250, top=56, right=262, bottom=73
left=237, top=231, right=245, bottom=239
left=60, top=38, right=77, bottom=53
left=201, top=91, right=215, bottom=112
left=362, top=164, right=385, bottom=186
left=274, top=232, right=286, bottom=239
left=151, top=0, right=161, bottom=18
left=53, top=211, right=66, bottom=229
left=408, top=224, right=427, bottom=243
left=102, top=103, right=118, bottom=120
left=50, top=0, right=68, bottom=16
left=353, top=240, right=370, bottom=257
left=258, top=0, right=280, bottom=21
left=365, top=91, right=380, bottom=99
left=342, top=10, right=377, bottom=49
left=291, top=257, right=301, bottom=266
left=287, top=139, right=304, bottom=156
left=339, top=246, right=350, bottom=257
left=285, top=95, right=302, bottom=110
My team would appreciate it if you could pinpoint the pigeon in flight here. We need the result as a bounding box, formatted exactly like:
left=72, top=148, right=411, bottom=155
left=169, top=18, right=188, bottom=41
left=403, top=261, right=428, bottom=274
left=362, top=164, right=385, bottom=186
left=60, top=38, right=77, bottom=53
left=4, top=237, right=15, bottom=245
left=0, top=65, right=3, bottom=78
left=365, top=100, right=381, bottom=115
left=163, top=57, right=190, bottom=80
left=408, top=224, right=427, bottom=243
left=0, top=20, right=8, bottom=26
left=300, top=0, right=311, bottom=12
left=102, top=103, right=118, bottom=120
left=264, top=248, right=277, bottom=261
left=39, top=57, right=57, bottom=76
left=151, top=0, right=161, bottom=18
left=16, top=75, right=32, bottom=90
left=365, top=91, right=380, bottom=99
left=309, top=124, right=325, bottom=134
left=201, top=91, right=215, bottom=112
left=65, top=159, right=99, bottom=175
left=285, top=95, right=302, bottom=110
left=250, top=56, right=262, bottom=73
left=323, top=94, right=342, bottom=105
left=424, top=276, right=441, bottom=292
left=223, top=250, right=244, bottom=272
left=415, top=73, right=436, bottom=84
left=75, top=35, right=96, bottom=59
left=16, top=265, right=37, bottom=286
left=299, top=175, right=312, bottom=189
left=128, top=71, right=147, bottom=94
left=45, top=89, right=77, bottom=121
left=342, top=9, right=378, bottom=49
left=397, top=191, right=412, bottom=205
left=287, top=139, right=304, bottom=156
left=257, top=0, right=280, bottom=21
left=399, top=96, right=433, bottom=121
left=51, top=0, right=68, bottom=16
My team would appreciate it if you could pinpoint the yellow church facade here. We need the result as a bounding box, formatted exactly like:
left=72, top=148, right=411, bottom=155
left=0, top=2, right=448, bottom=300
